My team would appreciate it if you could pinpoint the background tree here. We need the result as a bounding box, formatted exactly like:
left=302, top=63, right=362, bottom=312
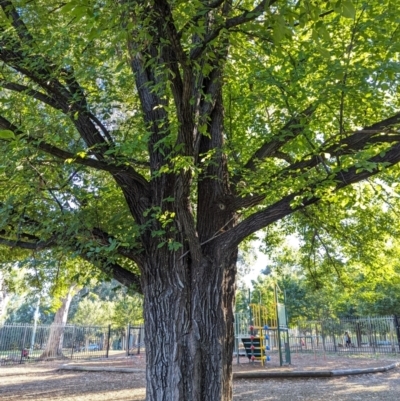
left=258, top=192, right=400, bottom=324
left=111, top=292, right=144, bottom=328
left=0, top=269, right=10, bottom=322
left=39, top=283, right=76, bottom=358
left=69, top=283, right=143, bottom=328
left=71, top=294, right=114, bottom=326
left=1, top=252, right=95, bottom=356
left=1, top=1, right=400, bottom=400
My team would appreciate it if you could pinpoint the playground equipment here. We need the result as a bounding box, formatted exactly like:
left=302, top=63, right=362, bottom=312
left=235, top=284, right=291, bottom=367
left=241, top=304, right=271, bottom=366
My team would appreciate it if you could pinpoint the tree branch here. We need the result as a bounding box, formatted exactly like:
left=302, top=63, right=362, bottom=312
left=219, top=141, right=400, bottom=249
left=0, top=221, right=143, bottom=291
left=190, top=0, right=278, bottom=60
left=91, top=227, right=145, bottom=267
left=0, top=77, right=115, bottom=145
left=0, top=0, right=34, bottom=43
left=153, top=0, right=187, bottom=64
left=241, top=104, right=316, bottom=173
left=0, top=115, right=150, bottom=190
left=231, top=111, right=400, bottom=210
left=0, top=230, right=142, bottom=291
left=177, top=0, right=226, bottom=38
left=281, top=112, right=400, bottom=178
left=0, top=29, right=112, bottom=158
left=0, top=236, right=56, bottom=250
left=0, top=81, right=61, bottom=109
left=80, top=254, right=142, bottom=293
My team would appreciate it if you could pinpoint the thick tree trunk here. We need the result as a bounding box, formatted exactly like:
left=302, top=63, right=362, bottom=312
left=143, top=245, right=237, bottom=401
left=40, top=286, right=74, bottom=359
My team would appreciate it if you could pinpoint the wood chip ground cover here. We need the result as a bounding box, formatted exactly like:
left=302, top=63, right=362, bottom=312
left=1, top=353, right=399, bottom=400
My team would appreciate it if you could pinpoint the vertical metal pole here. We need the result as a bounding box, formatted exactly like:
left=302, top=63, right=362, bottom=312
left=137, top=326, right=142, bottom=355
left=70, top=325, right=76, bottom=359
left=20, top=324, right=28, bottom=364
left=369, top=317, right=375, bottom=354
left=394, top=315, right=400, bottom=353
left=126, top=323, right=130, bottom=357
left=248, top=289, right=252, bottom=326
left=285, top=330, right=291, bottom=364
left=355, top=321, right=362, bottom=348
left=235, top=315, right=239, bottom=365
left=283, top=288, right=290, bottom=364
left=389, top=317, right=395, bottom=353
left=275, top=285, right=283, bottom=366
left=321, top=320, right=326, bottom=352
left=106, top=325, right=111, bottom=358
left=332, top=324, right=337, bottom=353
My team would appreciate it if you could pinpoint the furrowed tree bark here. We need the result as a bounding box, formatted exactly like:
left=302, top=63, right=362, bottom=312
left=136, top=55, right=238, bottom=397
left=141, top=241, right=237, bottom=401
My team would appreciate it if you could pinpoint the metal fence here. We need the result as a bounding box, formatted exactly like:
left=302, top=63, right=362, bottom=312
left=4, top=316, right=399, bottom=367
left=0, top=323, right=142, bottom=366
left=234, top=314, right=400, bottom=360
left=288, top=316, right=400, bottom=355
left=126, top=324, right=145, bottom=356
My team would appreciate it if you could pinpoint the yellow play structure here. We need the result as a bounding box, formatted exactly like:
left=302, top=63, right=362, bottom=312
left=238, top=285, right=291, bottom=367
left=242, top=303, right=276, bottom=366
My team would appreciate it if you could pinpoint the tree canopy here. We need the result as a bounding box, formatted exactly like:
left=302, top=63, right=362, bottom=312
left=0, top=1, right=400, bottom=400
left=244, top=188, right=400, bottom=325
left=0, top=1, right=399, bottom=282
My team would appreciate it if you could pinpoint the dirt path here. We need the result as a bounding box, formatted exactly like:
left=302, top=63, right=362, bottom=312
left=234, top=370, right=400, bottom=400
left=1, top=354, right=399, bottom=400
left=0, top=367, right=145, bottom=401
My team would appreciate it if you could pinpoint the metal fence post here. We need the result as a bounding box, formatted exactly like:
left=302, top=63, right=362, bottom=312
left=332, top=324, right=337, bottom=353
left=235, top=316, right=240, bottom=365
left=275, top=285, right=283, bottom=366
left=137, top=325, right=142, bottom=355
left=19, top=324, right=28, bottom=364
left=368, top=317, right=376, bottom=354
left=106, top=325, right=111, bottom=358
left=394, top=315, right=400, bottom=353
left=126, top=323, right=130, bottom=357
left=321, top=320, right=326, bottom=352
left=70, top=325, right=76, bottom=359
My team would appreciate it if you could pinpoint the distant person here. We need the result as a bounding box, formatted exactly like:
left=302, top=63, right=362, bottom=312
left=344, top=332, right=351, bottom=347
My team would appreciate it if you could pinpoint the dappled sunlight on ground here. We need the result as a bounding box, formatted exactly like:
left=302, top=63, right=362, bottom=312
left=233, top=371, right=400, bottom=400
left=1, top=355, right=399, bottom=400
left=0, top=366, right=146, bottom=401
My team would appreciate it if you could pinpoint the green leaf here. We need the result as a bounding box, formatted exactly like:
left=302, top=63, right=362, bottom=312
left=168, top=241, right=183, bottom=252
left=317, top=46, right=331, bottom=58
left=0, top=130, right=15, bottom=140
left=342, top=0, right=356, bottom=19
left=318, top=25, right=331, bottom=42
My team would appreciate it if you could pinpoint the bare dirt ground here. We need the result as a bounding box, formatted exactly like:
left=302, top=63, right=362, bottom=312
left=1, top=353, right=400, bottom=400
